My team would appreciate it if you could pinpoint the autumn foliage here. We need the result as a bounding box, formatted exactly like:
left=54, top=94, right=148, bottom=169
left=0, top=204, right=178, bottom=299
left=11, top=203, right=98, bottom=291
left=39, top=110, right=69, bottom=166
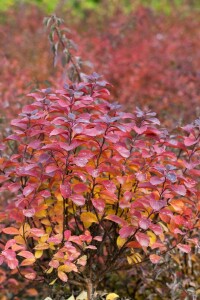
left=77, top=7, right=200, bottom=127
left=0, top=70, right=200, bottom=299
left=0, top=3, right=200, bottom=300
left=1, top=6, right=200, bottom=132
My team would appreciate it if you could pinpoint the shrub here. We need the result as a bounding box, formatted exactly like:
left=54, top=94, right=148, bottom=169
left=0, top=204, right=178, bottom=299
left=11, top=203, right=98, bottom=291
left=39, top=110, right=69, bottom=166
left=0, top=71, right=199, bottom=299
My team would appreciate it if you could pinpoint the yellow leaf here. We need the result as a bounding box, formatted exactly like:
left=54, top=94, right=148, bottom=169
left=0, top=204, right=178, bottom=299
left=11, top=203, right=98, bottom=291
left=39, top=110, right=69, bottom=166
left=35, top=210, right=47, bottom=218
left=53, top=203, right=63, bottom=214
left=67, top=295, right=75, bottom=300
left=77, top=255, right=87, bottom=266
left=68, top=206, right=75, bottom=214
left=117, top=236, right=126, bottom=248
left=127, top=256, right=132, bottom=264
left=159, top=232, right=165, bottom=242
left=19, top=223, right=30, bottom=237
left=106, top=293, right=119, bottom=300
left=46, top=227, right=52, bottom=234
left=41, top=218, right=51, bottom=226
left=101, top=192, right=117, bottom=204
left=170, top=254, right=180, bottom=265
left=40, top=234, right=49, bottom=243
left=49, top=278, right=57, bottom=285
left=76, top=291, right=88, bottom=300
left=14, top=235, right=26, bottom=245
left=46, top=267, right=53, bottom=274
left=80, top=212, right=98, bottom=228
left=158, top=222, right=168, bottom=232
left=196, top=289, right=200, bottom=295
left=106, top=209, right=115, bottom=215
left=49, top=243, right=56, bottom=250
left=56, top=193, right=63, bottom=202
left=35, top=250, right=43, bottom=259
left=147, top=231, right=156, bottom=246
left=134, top=253, right=142, bottom=262
left=46, top=198, right=54, bottom=205
left=127, top=253, right=142, bottom=264
left=191, top=254, right=198, bottom=262
left=58, top=264, right=77, bottom=273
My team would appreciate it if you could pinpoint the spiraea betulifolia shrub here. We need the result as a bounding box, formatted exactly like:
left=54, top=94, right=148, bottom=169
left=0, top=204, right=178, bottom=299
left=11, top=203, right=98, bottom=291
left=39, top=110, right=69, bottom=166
left=0, top=72, right=200, bottom=299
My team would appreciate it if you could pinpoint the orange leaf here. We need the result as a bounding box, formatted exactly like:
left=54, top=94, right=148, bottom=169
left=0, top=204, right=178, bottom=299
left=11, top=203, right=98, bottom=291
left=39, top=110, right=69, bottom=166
left=2, top=227, right=19, bottom=235
left=26, top=288, right=38, bottom=296
left=58, top=271, right=68, bottom=282
left=20, top=257, right=36, bottom=266
left=80, top=212, right=98, bottom=228
left=17, top=251, right=35, bottom=259
left=34, top=243, right=49, bottom=250
left=149, top=254, right=161, bottom=264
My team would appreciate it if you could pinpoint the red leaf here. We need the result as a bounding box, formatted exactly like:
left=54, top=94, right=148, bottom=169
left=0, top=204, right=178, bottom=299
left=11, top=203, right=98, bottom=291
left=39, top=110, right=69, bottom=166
left=177, top=244, right=191, bottom=253
left=119, top=226, right=135, bottom=238
left=184, top=135, right=198, bottom=146
left=136, top=232, right=150, bottom=247
left=105, top=215, right=127, bottom=226
left=149, top=199, right=166, bottom=211
left=84, top=126, right=104, bottom=136
left=23, top=208, right=35, bottom=218
left=150, top=176, right=165, bottom=185
left=59, top=140, right=82, bottom=151
left=149, top=224, right=162, bottom=235
left=60, top=182, right=71, bottom=198
left=50, top=128, right=66, bottom=136
left=70, top=194, right=85, bottom=206
left=133, top=125, right=147, bottom=134
left=48, top=235, right=62, bottom=244
left=115, top=145, right=130, bottom=158
left=49, top=260, right=59, bottom=268
left=8, top=183, right=21, bottom=193
left=73, top=183, right=88, bottom=193
left=30, top=228, right=45, bottom=237
left=92, top=198, right=105, bottom=212
left=25, top=273, right=37, bottom=280
left=171, top=185, right=186, bottom=196
left=73, top=157, right=88, bottom=167
left=7, top=259, right=18, bottom=269
left=150, top=254, right=161, bottom=264
left=64, top=230, right=71, bottom=240
left=23, top=184, right=36, bottom=197
left=45, top=165, right=59, bottom=173
left=139, top=218, right=151, bottom=230
left=5, top=239, right=16, bottom=250
left=126, top=241, right=141, bottom=248
left=2, top=249, right=16, bottom=260
left=40, top=190, right=51, bottom=198
left=28, top=140, right=41, bottom=149
left=101, top=180, right=116, bottom=194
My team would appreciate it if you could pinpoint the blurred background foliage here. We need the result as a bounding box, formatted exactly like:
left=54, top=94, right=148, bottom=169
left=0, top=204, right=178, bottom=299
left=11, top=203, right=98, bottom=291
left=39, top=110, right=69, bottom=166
left=0, top=0, right=200, bottom=15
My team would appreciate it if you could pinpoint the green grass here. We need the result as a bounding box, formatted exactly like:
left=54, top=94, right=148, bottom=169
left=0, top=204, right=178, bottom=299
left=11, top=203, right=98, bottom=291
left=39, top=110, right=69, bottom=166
left=0, top=0, right=200, bottom=15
